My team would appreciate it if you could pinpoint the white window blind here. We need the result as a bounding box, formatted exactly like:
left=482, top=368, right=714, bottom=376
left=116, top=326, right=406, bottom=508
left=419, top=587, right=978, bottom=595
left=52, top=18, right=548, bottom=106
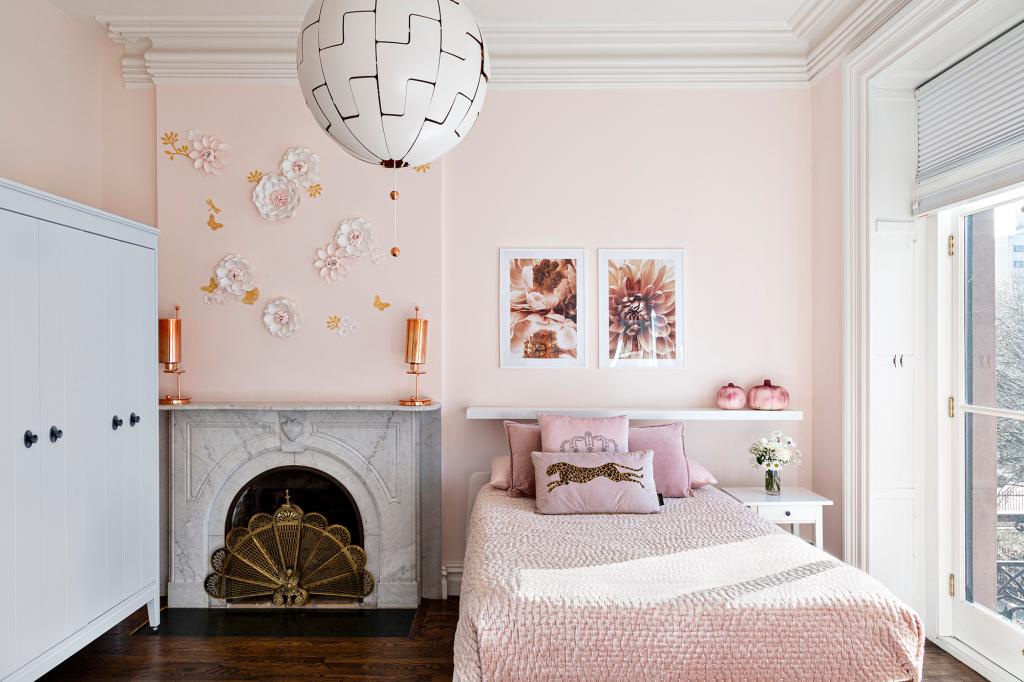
left=916, top=22, right=1024, bottom=185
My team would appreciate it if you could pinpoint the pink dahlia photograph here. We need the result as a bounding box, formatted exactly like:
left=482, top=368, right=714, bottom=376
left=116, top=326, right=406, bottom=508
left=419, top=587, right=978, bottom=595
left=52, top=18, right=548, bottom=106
left=600, top=250, right=684, bottom=368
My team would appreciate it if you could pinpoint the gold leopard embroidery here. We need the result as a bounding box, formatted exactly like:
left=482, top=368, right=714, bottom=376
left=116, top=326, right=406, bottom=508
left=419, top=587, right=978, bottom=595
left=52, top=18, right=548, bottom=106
left=545, top=462, right=645, bottom=492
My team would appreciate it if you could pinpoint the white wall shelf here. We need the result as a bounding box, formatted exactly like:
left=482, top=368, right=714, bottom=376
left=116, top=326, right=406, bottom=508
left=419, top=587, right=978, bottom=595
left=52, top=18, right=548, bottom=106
left=465, top=406, right=804, bottom=421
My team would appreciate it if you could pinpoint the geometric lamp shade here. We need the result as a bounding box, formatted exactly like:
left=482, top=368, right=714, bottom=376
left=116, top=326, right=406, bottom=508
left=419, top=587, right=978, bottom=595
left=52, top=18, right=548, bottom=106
left=297, top=0, right=489, bottom=168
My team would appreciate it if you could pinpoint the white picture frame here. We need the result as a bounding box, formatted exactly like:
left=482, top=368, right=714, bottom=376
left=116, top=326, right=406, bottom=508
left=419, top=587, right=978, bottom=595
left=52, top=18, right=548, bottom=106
left=598, top=248, right=685, bottom=369
left=499, top=248, right=586, bottom=368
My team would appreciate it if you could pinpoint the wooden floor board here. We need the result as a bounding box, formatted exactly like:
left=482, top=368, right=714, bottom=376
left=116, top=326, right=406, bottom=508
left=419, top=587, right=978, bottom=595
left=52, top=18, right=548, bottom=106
left=42, top=598, right=987, bottom=680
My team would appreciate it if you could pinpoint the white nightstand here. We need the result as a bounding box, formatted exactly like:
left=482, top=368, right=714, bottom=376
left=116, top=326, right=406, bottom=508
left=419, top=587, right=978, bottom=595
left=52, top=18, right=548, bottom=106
left=723, top=487, right=833, bottom=550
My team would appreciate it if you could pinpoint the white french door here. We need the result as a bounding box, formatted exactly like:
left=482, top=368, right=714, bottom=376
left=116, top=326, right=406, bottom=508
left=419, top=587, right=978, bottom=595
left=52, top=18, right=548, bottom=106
left=953, top=192, right=1024, bottom=678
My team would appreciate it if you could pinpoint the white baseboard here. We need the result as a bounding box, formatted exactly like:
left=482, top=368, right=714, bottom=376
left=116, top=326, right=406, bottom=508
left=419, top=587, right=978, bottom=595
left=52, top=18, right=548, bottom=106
left=930, top=635, right=1022, bottom=682
left=442, top=563, right=464, bottom=598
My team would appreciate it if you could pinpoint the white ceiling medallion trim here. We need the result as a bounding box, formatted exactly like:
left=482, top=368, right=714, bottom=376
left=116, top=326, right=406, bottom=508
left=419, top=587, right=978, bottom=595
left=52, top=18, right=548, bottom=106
left=101, top=2, right=914, bottom=89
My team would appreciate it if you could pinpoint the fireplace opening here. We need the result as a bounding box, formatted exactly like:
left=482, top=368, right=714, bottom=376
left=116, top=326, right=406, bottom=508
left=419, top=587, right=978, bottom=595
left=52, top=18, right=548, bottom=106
left=208, top=466, right=374, bottom=607
left=225, top=466, right=363, bottom=549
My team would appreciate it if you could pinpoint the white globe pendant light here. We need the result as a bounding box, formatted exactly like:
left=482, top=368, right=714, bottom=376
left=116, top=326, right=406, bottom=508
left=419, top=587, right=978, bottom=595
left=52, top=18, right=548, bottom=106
left=297, top=0, right=489, bottom=168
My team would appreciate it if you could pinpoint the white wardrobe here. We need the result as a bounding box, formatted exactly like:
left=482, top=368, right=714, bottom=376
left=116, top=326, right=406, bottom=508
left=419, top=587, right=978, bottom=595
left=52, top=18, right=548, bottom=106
left=0, top=178, right=160, bottom=681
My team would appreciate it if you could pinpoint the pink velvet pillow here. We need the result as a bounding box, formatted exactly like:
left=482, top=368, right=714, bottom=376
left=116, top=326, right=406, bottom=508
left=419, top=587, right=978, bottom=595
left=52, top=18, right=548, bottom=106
left=538, top=414, right=629, bottom=454
left=688, top=459, right=719, bottom=488
left=629, top=423, right=691, bottom=497
left=505, top=421, right=543, bottom=496
left=532, top=450, right=660, bottom=514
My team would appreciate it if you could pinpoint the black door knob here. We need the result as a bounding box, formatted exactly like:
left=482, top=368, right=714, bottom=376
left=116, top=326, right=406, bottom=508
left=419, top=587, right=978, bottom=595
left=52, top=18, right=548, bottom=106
left=112, top=415, right=124, bottom=430
left=129, top=413, right=141, bottom=427
left=24, top=430, right=38, bottom=448
left=784, top=510, right=791, bottom=517
left=49, top=426, right=63, bottom=442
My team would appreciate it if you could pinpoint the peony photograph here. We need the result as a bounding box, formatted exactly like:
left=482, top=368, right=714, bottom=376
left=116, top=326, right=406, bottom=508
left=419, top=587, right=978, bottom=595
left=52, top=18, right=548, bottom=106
left=599, top=249, right=684, bottom=368
left=499, top=249, right=586, bottom=368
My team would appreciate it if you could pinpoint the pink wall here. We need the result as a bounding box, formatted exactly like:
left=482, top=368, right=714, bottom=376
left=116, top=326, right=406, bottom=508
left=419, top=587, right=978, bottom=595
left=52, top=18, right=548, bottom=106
left=441, top=90, right=815, bottom=561
left=0, top=0, right=153, bottom=224
left=810, top=66, right=845, bottom=558
left=7, top=4, right=833, bottom=565
left=154, top=85, right=442, bottom=403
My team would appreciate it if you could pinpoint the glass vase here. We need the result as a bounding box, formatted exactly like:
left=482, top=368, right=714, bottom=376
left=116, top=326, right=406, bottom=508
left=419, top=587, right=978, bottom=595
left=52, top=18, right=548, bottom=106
left=764, top=469, right=781, bottom=496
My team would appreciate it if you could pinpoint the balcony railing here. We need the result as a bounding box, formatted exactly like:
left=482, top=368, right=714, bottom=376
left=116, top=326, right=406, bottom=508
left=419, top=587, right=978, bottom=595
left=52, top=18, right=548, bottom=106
left=997, top=560, right=1024, bottom=622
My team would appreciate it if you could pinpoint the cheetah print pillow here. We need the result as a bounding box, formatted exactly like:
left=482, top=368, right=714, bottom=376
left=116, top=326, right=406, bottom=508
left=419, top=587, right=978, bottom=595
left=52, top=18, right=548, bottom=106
left=531, top=450, right=660, bottom=514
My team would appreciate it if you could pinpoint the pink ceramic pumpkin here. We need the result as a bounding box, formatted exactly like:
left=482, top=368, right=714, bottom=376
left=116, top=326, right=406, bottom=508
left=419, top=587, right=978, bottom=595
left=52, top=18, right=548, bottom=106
left=716, top=383, right=747, bottom=410
left=748, top=380, right=790, bottom=411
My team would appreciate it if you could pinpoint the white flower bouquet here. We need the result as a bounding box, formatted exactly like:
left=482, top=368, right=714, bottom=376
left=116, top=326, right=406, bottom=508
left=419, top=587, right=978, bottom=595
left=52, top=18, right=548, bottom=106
left=750, top=431, right=801, bottom=494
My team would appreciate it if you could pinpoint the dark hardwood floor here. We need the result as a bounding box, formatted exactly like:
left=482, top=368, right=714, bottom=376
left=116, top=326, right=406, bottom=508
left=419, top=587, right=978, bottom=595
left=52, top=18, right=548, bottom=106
left=43, top=598, right=986, bottom=681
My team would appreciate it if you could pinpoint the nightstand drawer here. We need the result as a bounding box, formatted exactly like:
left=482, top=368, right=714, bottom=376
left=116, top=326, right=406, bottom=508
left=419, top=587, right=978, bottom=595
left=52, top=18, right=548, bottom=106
left=755, top=504, right=819, bottom=523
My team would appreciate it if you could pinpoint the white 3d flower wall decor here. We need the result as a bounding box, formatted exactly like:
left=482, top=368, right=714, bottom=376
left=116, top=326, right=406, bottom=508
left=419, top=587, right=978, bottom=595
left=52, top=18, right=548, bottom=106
left=312, top=218, right=385, bottom=283
left=326, top=314, right=358, bottom=337
left=249, top=147, right=323, bottom=221
left=200, top=254, right=259, bottom=305
left=161, top=129, right=229, bottom=176
left=264, top=298, right=302, bottom=338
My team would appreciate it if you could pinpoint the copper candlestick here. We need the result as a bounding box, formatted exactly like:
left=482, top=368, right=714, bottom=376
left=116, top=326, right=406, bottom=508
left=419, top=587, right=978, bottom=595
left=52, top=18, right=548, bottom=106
left=399, top=306, right=432, bottom=407
left=159, top=305, right=191, bottom=405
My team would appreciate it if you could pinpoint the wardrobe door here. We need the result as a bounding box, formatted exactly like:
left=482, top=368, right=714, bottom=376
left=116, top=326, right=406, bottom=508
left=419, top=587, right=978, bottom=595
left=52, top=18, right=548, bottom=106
left=103, top=240, right=129, bottom=609
left=38, top=220, right=69, bottom=649
left=64, top=229, right=118, bottom=630
left=120, top=242, right=157, bottom=596
left=0, top=210, right=43, bottom=678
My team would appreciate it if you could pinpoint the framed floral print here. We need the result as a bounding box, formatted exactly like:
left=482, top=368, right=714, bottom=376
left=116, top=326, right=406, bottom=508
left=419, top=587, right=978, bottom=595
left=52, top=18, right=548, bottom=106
left=599, top=249, right=684, bottom=368
left=500, top=249, right=586, bottom=368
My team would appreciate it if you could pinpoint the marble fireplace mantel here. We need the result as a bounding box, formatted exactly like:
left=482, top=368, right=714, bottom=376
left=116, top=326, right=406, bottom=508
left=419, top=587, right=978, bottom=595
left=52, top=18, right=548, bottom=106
left=162, top=402, right=441, bottom=609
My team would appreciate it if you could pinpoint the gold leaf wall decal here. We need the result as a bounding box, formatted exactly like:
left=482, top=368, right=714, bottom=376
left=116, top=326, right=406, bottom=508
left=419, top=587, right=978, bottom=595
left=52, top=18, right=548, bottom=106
left=247, top=170, right=264, bottom=184
left=161, top=130, right=191, bottom=161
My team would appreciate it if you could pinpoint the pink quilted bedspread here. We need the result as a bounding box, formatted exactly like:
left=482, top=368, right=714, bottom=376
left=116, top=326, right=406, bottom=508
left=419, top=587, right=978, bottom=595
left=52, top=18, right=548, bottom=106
left=454, top=486, right=923, bottom=682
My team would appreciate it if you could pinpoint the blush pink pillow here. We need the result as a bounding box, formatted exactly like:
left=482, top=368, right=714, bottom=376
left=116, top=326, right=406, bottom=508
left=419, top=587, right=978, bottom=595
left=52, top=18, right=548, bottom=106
left=538, top=414, right=629, bottom=454
left=489, top=455, right=510, bottom=490
left=688, top=459, right=719, bottom=488
left=504, top=421, right=543, bottom=496
left=628, top=423, right=691, bottom=497
left=532, top=450, right=660, bottom=514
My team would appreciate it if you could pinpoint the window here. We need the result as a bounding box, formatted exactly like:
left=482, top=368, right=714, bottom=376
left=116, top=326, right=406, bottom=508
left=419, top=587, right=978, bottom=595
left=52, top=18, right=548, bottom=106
left=963, top=198, right=1024, bottom=627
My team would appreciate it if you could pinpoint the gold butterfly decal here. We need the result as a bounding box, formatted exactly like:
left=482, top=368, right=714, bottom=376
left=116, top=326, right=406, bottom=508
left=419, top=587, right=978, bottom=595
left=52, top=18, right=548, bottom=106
left=200, top=276, right=218, bottom=293
left=206, top=198, right=222, bottom=214
left=326, top=315, right=341, bottom=330
left=207, top=214, right=224, bottom=230
left=241, top=287, right=259, bottom=305
left=373, top=294, right=391, bottom=311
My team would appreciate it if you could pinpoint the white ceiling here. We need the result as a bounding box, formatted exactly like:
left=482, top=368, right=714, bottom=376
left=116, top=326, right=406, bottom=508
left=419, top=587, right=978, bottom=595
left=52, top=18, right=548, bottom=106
left=53, top=0, right=811, bottom=26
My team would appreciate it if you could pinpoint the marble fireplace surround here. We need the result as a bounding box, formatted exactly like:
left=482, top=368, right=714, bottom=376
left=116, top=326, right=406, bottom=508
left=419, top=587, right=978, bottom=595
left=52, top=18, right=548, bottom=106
left=163, top=402, right=441, bottom=609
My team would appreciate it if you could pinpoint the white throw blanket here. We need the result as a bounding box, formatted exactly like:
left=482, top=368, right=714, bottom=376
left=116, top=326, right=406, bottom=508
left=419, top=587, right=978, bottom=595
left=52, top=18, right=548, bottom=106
left=455, top=486, right=923, bottom=681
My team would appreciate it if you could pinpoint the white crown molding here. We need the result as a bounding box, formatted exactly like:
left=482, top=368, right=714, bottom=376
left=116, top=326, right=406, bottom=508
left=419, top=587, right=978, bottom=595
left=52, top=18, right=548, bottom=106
left=99, top=2, right=916, bottom=89
left=805, top=0, right=914, bottom=81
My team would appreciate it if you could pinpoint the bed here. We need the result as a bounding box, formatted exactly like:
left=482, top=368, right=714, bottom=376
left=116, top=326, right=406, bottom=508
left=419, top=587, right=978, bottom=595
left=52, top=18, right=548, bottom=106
left=454, top=485, right=924, bottom=682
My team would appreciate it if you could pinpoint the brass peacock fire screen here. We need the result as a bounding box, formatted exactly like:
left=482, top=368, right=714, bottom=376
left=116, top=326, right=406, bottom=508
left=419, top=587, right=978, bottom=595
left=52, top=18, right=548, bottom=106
left=205, top=491, right=374, bottom=606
